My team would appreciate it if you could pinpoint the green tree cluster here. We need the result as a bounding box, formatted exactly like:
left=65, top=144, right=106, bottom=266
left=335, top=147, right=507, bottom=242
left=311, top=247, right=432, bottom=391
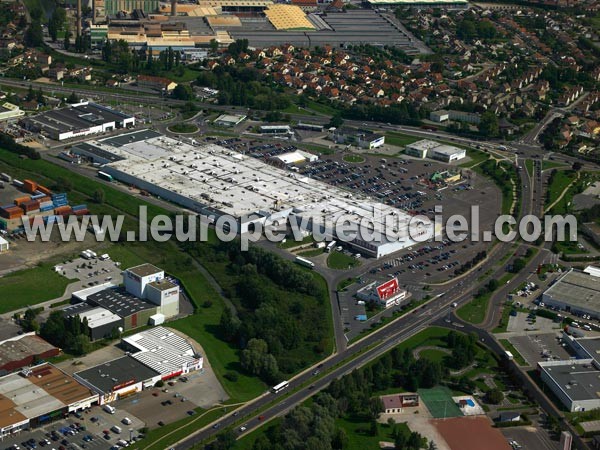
left=40, top=311, right=93, bottom=355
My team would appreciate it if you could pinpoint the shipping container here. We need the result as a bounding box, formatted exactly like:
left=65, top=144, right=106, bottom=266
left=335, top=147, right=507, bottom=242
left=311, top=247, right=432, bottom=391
left=72, top=205, right=88, bottom=211
left=23, top=179, right=38, bottom=193
left=38, top=185, right=52, bottom=195
left=74, top=209, right=89, bottom=216
left=14, top=196, right=31, bottom=206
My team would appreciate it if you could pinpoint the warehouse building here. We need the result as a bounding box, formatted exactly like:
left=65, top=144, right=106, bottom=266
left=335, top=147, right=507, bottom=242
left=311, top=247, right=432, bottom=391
left=74, top=355, right=160, bottom=405
left=124, top=263, right=180, bottom=318
left=20, top=102, right=135, bottom=141
left=86, top=288, right=158, bottom=331
left=0, top=102, right=24, bottom=122
left=542, top=268, right=600, bottom=319
left=122, top=327, right=203, bottom=380
left=81, top=130, right=435, bottom=258
left=538, top=359, right=600, bottom=412
left=62, top=303, right=123, bottom=341
left=430, top=109, right=481, bottom=125
left=272, top=150, right=318, bottom=165
left=0, top=364, right=97, bottom=438
left=214, top=114, right=246, bottom=127
left=331, top=127, right=385, bottom=149
left=0, top=333, right=59, bottom=375
left=405, top=139, right=466, bottom=162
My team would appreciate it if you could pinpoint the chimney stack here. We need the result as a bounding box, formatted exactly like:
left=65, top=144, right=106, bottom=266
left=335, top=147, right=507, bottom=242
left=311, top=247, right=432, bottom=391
left=171, top=0, right=177, bottom=16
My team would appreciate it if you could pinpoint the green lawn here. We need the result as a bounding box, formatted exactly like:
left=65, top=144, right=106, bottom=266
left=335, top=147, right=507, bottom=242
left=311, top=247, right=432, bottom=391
left=305, top=100, right=339, bottom=116
left=327, top=251, right=361, bottom=269
left=336, top=418, right=405, bottom=449
left=419, top=348, right=447, bottom=363
left=277, top=234, right=315, bottom=249
left=456, top=291, right=491, bottom=324
left=542, top=160, right=568, bottom=171
left=343, top=154, right=366, bottom=163
left=546, top=170, right=576, bottom=208
left=0, top=263, right=76, bottom=313
left=525, top=160, right=534, bottom=178
left=459, top=149, right=490, bottom=168
left=385, top=132, right=419, bottom=147
left=168, top=123, right=198, bottom=134
left=297, top=247, right=325, bottom=257
left=499, top=339, right=528, bottom=366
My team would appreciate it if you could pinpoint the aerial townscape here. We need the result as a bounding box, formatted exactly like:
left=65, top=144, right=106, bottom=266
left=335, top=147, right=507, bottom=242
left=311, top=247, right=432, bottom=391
left=3, top=0, right=600, bottom=448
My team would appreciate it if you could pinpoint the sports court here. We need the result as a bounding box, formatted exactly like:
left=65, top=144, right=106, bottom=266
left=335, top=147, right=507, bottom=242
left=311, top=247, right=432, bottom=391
left=434, top=416, right=512, bottom=450
left=418, top=386, right=463, bottom=419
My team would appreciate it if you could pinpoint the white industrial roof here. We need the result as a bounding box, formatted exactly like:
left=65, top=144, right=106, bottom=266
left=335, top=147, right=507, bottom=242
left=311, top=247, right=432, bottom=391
left=80, top=307, right=122, bottom=329
left=0, top=236, right=8, bottom=246
left=584, top=266, right=600, bottom=278
left=122, top=326, right=199, bottom=375
left=275, top=151, right=306, bottom=165
left=407, top=139, right=441, bottom=151
left=431, top=144, right=466, bottom=156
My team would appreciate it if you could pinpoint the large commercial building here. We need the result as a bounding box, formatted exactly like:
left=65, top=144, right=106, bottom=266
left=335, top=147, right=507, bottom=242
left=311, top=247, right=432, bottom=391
left=62, top=303, right=124, bottom=341
left=75, top=327, right=202, bottom=404
left=124, top=263, right=180, bottom=318
left=538, top=359, right=600, bottom=412
left=542, top=268, right=600, bottom=319
left=82, top=129, right=435, bottom=258
left=74, top=355, right=160, bottom=405
left=331, top=127, right=385, bottom=150
left=405, top=140, right=466, bottom=162
left=0, top=333, right=59, bottom=375
left=20, top=102, right=135, bottom=141
left=0, top=364, right=97, bottom=438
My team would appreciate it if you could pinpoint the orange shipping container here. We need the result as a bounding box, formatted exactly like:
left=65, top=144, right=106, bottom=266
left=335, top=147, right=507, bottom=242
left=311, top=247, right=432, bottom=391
left=38, top=185, right=52, bottom=195
left=14, top=196, right=31, bottom=206
left=23, top=179, right=38, bottom=193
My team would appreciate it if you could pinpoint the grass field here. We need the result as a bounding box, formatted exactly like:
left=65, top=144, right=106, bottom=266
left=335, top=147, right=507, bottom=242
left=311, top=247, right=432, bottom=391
left=327, top=251, right=361, bottom=269
left=542, top=160, right=568, bottom=171
left=545, top=170, right=576, bottom=208
left=419, top=348, right=448, bottom=363
left=385, top=132, right=419, bottom=147
left=298, top=247, right=325, bottom=257
left=336, top=417, right=407, bottom=449
left=0, top=263, right=76, bottom=314
left=456, top=291, right=491, bottom=324
left=459, top=149, right=490, bottom=168
left=499, top=339, right=528, bottom=366
left=343, top=154, right=366, bottom=163
left=525, top=160, right=534, bottom=178
left=277, top=234, right=315, bottom=249
left=167, top=123, right=198, bottom=134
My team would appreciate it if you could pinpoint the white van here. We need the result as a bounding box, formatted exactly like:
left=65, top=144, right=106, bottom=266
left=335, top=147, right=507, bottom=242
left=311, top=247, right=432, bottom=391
left=111, top=425, right=122, bottom=434
left=103, top=405, right=116, bottom=414
left=121, top=417, right=132, bottom=425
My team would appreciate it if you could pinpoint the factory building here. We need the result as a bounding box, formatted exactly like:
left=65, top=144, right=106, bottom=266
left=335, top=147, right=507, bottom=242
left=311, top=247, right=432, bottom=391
left=542, top=268, right=600, bottom=319
left=124, top=263, right=180, bottom=318
left=20, top=102, right=135, bottom=141
left=62, top=303, right=123, bottom=341
left=0, top=103, right=24, bottom=122
left=0, top=364, right=98, bottom=438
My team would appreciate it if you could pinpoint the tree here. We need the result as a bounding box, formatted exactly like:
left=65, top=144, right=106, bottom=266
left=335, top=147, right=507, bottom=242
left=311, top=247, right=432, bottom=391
left=209, top=39, right=219, bottom=54
left=49, top=7, right=66, bottom=42
left=24, top=20, right=43, bottom=47
left=172, top=84, right=193, bottom=101
left=572, top=161, right=583, bottom=171
left=54, top=176, right=73, bottom=192
left=511, top=257, right=526, bottom=273
left=479, top=111, right=499, bottom=138
left=328, top=114, right=344, bottom=128
left=67, top=92, right=79, bottom=104
left=21, top=308, right=39, bottom=332
left=332, top=428, right=348, bottom=450
left=63, top=27, right=72, bottom=51
left=487, top=388, right=504, bottom=404
left=93, top=189, right=105, bottom=204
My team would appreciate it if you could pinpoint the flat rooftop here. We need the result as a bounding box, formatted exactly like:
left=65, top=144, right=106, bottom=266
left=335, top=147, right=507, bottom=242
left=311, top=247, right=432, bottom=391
left=122, top=327, right=200, bottom=375
left=0, top=364, right=95, bottom=427
left=265, top=4, right=315, bottom=30
left=540, top=359, right=600, bottom=401
left=75, top=355, right=158, bottom=394
left=544, top=269, right=600, bottom=312
left=100, top=132, right=430, bottom=246
left=127, top=263, right=162, bottom=278
left=87, top=288, right=156, bottom=317
left=148, top=279, right=177, bottom=291
left=573, top=337, right=600, bottom=365
left=0, top=335, right=58, bottom=369
left=24, top=102, right=133, bottom=134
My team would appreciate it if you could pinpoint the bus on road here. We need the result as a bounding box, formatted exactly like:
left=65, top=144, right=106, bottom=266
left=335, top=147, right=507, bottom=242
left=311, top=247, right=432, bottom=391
left=271, top=381, right=289, bottom=393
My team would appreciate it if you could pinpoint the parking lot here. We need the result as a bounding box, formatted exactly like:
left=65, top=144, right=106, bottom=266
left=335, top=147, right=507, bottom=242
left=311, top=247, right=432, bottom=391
left=0, top=406, right=145, bottom=450
left=501, top=418, right=560, bottom=450
left=509, top=333, right=572, bottom=367
left=56, top=256, right=122, bottom=289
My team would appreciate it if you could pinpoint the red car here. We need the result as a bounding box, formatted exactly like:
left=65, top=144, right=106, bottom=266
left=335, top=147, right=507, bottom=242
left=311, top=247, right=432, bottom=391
left=258, top=416, right=265, bottom=421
